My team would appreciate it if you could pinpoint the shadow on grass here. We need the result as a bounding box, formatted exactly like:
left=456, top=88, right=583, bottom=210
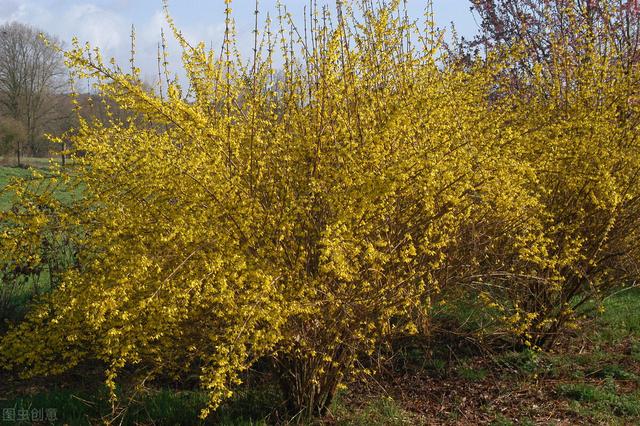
left=0, top=384, right=282, bottom=425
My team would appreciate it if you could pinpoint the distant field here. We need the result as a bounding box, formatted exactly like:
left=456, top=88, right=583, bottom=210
left=0, top=156, right=64, bottom=169
left=0, top=166, right=34, bottom=211
left=0, top=159, right=80, bottom=211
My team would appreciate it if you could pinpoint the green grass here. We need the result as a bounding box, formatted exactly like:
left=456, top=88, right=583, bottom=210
left=457, top=364, right=489, bottom=381
left=557, top=381, right=640, bottom=420
left=329, top=395, right=418, bottom=426
left=0, top=385, right=280, bottom=425
left=0, top=162, right=82, bottom=324
left=553, top=288, right=640, bottom=423
left=486, top=288, right=640, bottom=423
left=0, top=388, right=209, bottom=426
left=596, top=288, right=640, bottom=342
left=0, top=156, right=65, bottom=169
left=0, top=377, right=420, bottom=425
left=0, top=166, right=33, bottom=210
left=0, top=164, right=82, bottom=211
left=489, top=416, right=535, bottom=426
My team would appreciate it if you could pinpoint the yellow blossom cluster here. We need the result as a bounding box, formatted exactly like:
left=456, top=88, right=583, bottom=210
left=1, top=0, right=639, bottom=419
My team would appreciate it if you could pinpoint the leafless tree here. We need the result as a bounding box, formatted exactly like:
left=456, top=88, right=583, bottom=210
left=0, top=115, right=26, bottom=164
left=469, top=0, right=640, bottom=66
left=0, top=21, right=67, bottom=158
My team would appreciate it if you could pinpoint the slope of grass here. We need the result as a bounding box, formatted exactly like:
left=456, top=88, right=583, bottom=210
left=0, top=163, right=81, bottom=211
left=0, top=166, right=33, bottom=211
left=0, top=156, right=64, bottom=169
left=0, top=163, right=82, bottom=325
left=597, top=288, right=640, bottom=342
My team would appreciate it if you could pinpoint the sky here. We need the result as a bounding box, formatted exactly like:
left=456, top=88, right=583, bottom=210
left=0, top=1, right=480, bottom=82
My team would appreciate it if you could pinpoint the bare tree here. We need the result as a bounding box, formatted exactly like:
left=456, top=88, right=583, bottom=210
left=0, top=116, right=26, bottom=164
left=470, top=0, right=640, bottom=65
left=0, top=22, right=67, bottom=158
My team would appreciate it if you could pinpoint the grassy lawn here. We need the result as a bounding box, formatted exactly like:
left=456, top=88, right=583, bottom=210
left=0, top=161, right=81, bottom=325
left=0, top=157, right=81, bottom=209
left=0, top=166, right=34, bottom=211
left=0, top=156, right=64, bottom=169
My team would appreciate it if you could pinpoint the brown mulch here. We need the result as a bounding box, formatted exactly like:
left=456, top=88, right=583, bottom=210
left=329, top=363, right=586, bottom=425
left=323, top=332, right=640, bottom=425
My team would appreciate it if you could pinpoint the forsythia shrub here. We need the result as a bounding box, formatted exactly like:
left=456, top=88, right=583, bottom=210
left=0, top=0, right=638, bottom=420
left=450, top=2, right=640, bottom=349
left=268, top=7, right=534, bottom=417
left=0, top=0, right=515, bottom=418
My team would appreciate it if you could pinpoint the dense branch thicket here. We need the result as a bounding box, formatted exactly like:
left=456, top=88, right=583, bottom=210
left=0, top=0, right=639, bottom=420
left=471, top=0, right=640, bottom=59
left=441, top=0, right=640, bottom=348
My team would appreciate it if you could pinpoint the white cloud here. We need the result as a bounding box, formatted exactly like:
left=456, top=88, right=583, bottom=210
left=0, top=0, right=22, bottom=21
left=0, top=0, right=278, bottom=86
left=0, top=0, right=49, bottom=25
left=1, top=2, right=127, bottom=54
left=65, top=3, right=127, bottom=51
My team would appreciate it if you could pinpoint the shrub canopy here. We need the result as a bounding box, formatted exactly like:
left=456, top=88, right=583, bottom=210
left=1, top=0, right=640, bottom=419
